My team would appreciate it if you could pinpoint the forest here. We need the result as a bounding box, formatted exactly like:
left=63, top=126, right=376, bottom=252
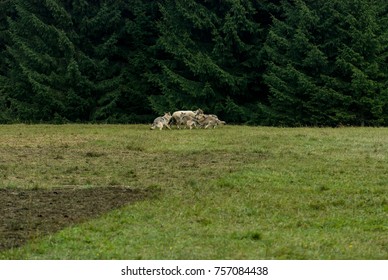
left=0, top=0, right=387, bottom=126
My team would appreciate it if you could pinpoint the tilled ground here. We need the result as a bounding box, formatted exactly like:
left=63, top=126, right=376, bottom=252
left=0, top=187, right=152, bottom=251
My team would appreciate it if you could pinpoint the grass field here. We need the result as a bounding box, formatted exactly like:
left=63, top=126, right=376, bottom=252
left=0, top=124, right=387, bottom=259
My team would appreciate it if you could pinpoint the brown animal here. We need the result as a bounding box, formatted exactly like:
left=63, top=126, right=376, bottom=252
left=179, top=112, right=199, bottom=129
left=196, top=114, right=226, bottom=129
left=150, top=112, right=172, bottom=130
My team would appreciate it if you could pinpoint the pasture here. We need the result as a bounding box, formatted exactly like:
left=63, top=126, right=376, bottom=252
left=0, top=124, right=387, bottom=259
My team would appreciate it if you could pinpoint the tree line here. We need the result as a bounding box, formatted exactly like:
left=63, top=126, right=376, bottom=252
left=0, top=0, right=387, bottom=126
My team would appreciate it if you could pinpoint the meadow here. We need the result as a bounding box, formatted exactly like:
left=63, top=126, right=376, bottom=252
left=0, top=124, right=387, bottom=259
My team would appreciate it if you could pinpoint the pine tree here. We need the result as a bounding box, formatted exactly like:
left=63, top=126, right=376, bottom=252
left=263, top=0, right=328, bottom=126
left=0, top=0, right=15, bottom=122
left=263, top=0, right=388, bottom=126
left=106, top=0, right=160, bottom=123
left=325, top=0, right=388, bottom=126
left=67, top=0, right=159, bottom=123
left=0, top=0, right=12, bottom=76
left=69, top=0, right=126, bottom=122
left=5, top=0, right=87, bottom=122
left=149, top=0, right=266, bottom=123
left=3, top=0, right=159, bottom=123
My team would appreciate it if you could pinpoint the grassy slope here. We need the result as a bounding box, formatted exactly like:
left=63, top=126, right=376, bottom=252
left=0, top=124, right=387, bottom=259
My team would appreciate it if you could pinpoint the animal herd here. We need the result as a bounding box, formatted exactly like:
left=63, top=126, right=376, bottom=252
left=150, top=109, right=226, bottom=130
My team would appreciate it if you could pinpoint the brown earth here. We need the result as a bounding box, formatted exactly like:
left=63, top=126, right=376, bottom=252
left=0, top=187, right=154, bottom=251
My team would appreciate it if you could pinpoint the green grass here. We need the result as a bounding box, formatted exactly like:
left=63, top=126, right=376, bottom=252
left=0, top=124, right=387, bottom=259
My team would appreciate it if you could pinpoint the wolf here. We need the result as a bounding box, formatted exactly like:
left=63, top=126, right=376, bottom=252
left=180, top=112, right=199, bottom=130
left=196, top=113, right=226, bottom=129
left=150, top=112, right=172, bottom=130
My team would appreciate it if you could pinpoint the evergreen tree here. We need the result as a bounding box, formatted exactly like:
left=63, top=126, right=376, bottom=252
left=149, top=0, right=266, bottom=123
left=1, top=0, right=386, bottom=125
left=0, top=0, right=12, bottom=76
left=5, top=0, right=88, bottom=122
left=263, top=0, right=388, bottom=126
left=67, top=0, right=161, bottom=123
left=98, top=0, right=160, bottom=123
left=2, top=0, right=159, bottom=123
left=0, top=0, right=14, bottom=122
left=326, top=0, right=388, bottom=126
left=68, top=0, right=128, bottom=122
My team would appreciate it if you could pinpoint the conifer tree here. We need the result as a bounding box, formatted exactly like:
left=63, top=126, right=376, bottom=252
left=103, top=0, right=160, bottom=123
left=56, top=0, right=136, bottom=122
left=0, top=0, right=14, bottom=122
left=263, top=0, right=388, bottom=126
left=0, top=0, right=12, bottom=75
left=65, top=0, right=159, bottom=123
left=5, top=0, right=88, bottom=122
left=325, top=0, right=388, bottom=126
left=3, top=0, right=159, bottom=123
left=69, top=0, right=127, bottom=122
left=150, top=0, right=265, bottom=123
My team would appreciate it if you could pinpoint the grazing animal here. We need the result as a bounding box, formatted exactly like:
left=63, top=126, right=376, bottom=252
left=171, top=109, right=203, bottom=129
left=150, top=112, right=172, bottom=130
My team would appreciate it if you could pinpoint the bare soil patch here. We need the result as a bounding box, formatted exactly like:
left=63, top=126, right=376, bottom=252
left=0, top=187, right=153, bottom=251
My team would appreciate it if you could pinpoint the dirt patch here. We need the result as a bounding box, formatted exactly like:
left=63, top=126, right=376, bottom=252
left=0, top=187, right=155, bottom=251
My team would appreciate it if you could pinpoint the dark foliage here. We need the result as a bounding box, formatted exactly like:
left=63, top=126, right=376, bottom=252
left=0, top=0, right=387, bottom=126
